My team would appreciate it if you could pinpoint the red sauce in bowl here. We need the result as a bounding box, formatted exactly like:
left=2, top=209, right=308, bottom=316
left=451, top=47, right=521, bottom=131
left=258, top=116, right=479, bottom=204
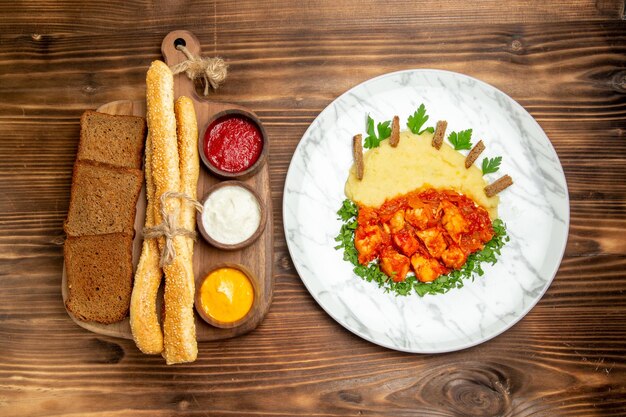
left=204, top=115, right=263, bottom=174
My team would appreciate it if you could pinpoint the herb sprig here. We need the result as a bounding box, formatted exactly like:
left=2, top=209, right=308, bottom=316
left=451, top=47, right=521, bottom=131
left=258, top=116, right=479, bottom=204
left=482, top=156, right=502, bottom=175
left=448, top=129, right=473, bottom=150
left=365, top=104, right=435, bottom=149
left=334, top=199, right=509, bottom=297
left=407, top=104, right=434, bottom=135
left=364, top=115, right=392, bottom=149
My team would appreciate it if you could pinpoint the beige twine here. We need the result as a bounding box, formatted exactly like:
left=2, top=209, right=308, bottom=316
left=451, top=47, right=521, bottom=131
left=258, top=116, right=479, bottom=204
left=143, top=191, right=203, bottom=267
left=171, top=45, right=228, bottom=96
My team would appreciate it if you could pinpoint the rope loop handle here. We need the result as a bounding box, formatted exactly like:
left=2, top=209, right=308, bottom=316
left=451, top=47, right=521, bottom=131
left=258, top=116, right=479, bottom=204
left=170, top=45, right=228, bottom=96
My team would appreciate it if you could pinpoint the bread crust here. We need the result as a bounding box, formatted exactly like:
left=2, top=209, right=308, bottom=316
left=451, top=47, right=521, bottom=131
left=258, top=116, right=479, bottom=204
left=146, top=60, right=197, bottom=364
left=353, top=134, right=364, bottom=180
left=485, top=174, right=513, bottom=197
left=465, top=140, right=485, bottom=169
left=432, top=120, right=448, bottom=150
left=389, top=116, right=400, bottom=147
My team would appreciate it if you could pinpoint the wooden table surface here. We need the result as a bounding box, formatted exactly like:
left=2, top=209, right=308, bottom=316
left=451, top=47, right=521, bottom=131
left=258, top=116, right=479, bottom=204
left=1, top=1, right=626, bottom=416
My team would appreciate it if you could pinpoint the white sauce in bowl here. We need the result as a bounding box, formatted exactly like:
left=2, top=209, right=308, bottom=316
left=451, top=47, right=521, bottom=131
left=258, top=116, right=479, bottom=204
left=201, top=185, right=261, bottom=245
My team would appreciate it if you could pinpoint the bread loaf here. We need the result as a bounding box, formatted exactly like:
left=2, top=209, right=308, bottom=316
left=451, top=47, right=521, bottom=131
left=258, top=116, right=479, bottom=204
left=78, top=110, right=146, bottom=169
left=175, top=96, right=199, bottom=253
left=64, top=110, right=146, bottom=325
left=65, top=233, right=134, bottom=324
left=64, top=161, right=143, bottom=236
left=146, top=60, right=197, bottom=364
left=130, top=133, right=164, bottom=354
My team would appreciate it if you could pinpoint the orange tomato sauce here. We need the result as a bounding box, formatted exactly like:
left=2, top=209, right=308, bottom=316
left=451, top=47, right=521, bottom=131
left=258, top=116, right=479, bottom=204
left=354, top=189, right=494, bottom=283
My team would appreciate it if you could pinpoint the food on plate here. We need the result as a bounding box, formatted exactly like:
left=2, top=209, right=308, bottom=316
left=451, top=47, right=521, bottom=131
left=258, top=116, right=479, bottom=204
left=77, top=110, right=146, bottom=169
left=485, top=174, right=514, bottom=197
left=196, top=267, right=254, bottom=326
left=431, top=120, right=447, bottom=150
left=389, top=116, right=400, bottom=147
left=465, top=140, right=485, bottom=169
left=336, top=104, right=511, bottom=296
left=352, top=134, right=364, bottom=180
left=345, top=130, right=499, bottom=219
left=200, top=184, right=262, bottom=246
left=146, top=60, right=197, bottom=364
left=354, top=189, right=494, bottom=283
left=64, top=161, right=143, bottom=236
left=203, top=113, right=263, bottom=174
left=64, top=233, right=133, bottom=324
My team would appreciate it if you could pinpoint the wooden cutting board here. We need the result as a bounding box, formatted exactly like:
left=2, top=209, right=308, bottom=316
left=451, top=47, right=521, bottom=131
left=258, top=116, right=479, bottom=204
left=61, top=30, right=274, bottom=342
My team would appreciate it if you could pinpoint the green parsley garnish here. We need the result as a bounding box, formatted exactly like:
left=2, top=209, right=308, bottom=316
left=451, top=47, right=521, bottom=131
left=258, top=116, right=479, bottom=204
left=407, top=103, right=433, bottom=135
left=363, top=115, right=392, bottom=149
left=448, top=129, right=473, bottom=150
left=481, top=156, right=502, bottom=175
left=334, top=199, right=509, bottom=297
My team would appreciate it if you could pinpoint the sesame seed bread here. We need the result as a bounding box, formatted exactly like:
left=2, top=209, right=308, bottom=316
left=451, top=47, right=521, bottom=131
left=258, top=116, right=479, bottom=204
left=64, top=161, right=143, bottom=236
left=78, top=110, right=146, bottom=170
left=146, top=61, right=197, bottom=364
left=64, top=233, right=134, bottom=324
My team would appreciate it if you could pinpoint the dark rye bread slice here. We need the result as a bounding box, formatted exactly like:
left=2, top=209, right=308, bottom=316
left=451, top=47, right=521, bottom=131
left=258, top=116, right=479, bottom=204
left=64, top=233, right=133, bottom=324
left=64, top=161, right=143, bottom=236
left=78, top=110, right=146, bottom=169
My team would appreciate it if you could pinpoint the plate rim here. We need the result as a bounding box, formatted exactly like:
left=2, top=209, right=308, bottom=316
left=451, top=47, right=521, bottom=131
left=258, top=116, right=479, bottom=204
left=283, top=68, right=570, bottom=353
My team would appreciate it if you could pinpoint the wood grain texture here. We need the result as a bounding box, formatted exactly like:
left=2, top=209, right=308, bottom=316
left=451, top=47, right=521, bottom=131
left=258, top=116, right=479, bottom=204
left=1, top=0, right=626, bottom=416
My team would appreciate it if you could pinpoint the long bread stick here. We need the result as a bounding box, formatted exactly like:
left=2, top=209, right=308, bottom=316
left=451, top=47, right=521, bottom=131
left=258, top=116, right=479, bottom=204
left=129, top=133, right=164, bottom=354
left=146, top=60, right=197, bottom=364
left=175, top=96, right=199, bottom=254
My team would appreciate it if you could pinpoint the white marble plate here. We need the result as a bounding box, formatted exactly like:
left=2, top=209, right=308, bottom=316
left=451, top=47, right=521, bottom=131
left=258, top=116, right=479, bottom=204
left=283, top=69, right=569, bottom=353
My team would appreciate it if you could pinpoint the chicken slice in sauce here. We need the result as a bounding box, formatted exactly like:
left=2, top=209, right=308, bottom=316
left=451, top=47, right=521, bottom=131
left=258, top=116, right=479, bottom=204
left=416, top=227, right=447, bottom=258
left=392, top=227, right=420, bottom=257
left=441, top=200, right=469, bottom=242
left=354, top=224, right=385, bottom=265
left=379, top=247, right=411, bottom=282
left=410, top=254, right=448, bottom=282
left=441, top=244, right=467, bottom=269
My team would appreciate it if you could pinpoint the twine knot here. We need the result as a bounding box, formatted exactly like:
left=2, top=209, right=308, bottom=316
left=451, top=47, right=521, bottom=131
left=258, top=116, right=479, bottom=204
left=143, top=191, right=203, bottom=267
left=171, top=45, right=228, bottom=96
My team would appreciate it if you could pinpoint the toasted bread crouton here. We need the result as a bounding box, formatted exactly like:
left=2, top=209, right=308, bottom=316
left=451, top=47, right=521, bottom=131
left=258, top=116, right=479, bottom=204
left=432, top=120, right=447, bottom=150
left=389, top=116, right=400, bottom=147
left=353, top=134, right=364, bottom=180
left=465, top=140, right=485, bottom=168
left=485, top=175, right=513, bottom=197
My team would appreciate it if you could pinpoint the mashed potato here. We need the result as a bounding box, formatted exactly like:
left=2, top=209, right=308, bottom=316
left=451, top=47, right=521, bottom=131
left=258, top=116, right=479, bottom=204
left=345, top=131, right=499, bottom=219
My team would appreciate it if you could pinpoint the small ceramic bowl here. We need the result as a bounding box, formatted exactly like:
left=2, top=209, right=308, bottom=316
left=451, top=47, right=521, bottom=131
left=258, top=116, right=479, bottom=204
left=195, top=263, right=259, bottom=329
left=198, top=109, right=268, bottom=180
left=196, top=180, right=267, bottom=251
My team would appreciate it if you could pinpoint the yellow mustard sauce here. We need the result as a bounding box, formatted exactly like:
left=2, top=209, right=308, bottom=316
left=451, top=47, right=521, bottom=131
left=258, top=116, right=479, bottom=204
left=199, top=267, right=254, bottom=324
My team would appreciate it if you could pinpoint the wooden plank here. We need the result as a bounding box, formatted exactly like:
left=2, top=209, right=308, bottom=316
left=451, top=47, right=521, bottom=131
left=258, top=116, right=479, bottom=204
left=0, top=0, right=624, bottom=35
left=0, top=3, right=626, bottom=416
